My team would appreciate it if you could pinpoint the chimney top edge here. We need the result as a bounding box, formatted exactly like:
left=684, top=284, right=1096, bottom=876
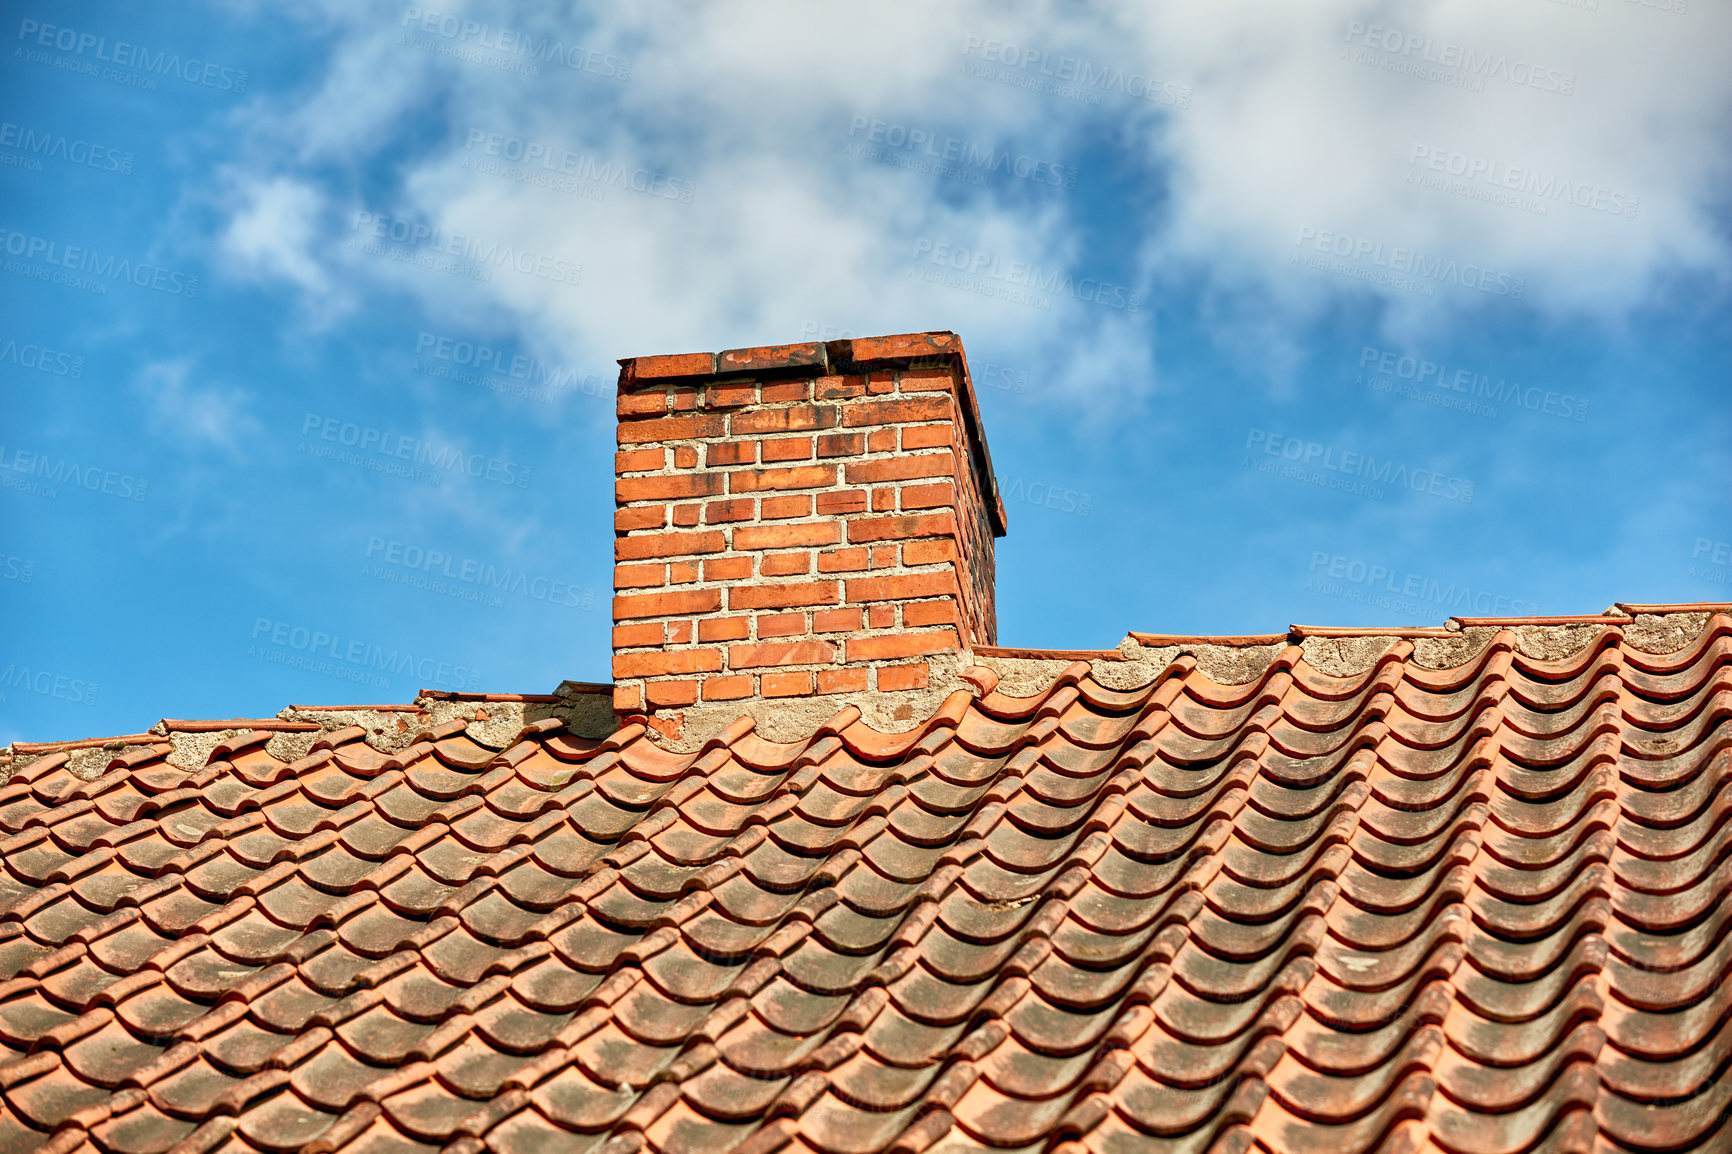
left=618, top=331, right=963, bottom=381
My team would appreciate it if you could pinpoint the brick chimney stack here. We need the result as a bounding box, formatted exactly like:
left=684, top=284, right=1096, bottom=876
left=611, top=331, right=1006, bottom=744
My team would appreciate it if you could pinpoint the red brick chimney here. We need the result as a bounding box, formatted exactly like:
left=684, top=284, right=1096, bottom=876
left=611, top=331, right=1006, bottom=743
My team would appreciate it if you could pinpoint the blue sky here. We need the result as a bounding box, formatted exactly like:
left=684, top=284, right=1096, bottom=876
left=2, top=0, right=1728, bottom=744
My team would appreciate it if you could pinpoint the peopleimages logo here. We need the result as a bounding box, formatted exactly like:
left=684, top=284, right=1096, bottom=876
left=1695, top=539, right=1732, bottom=565
left=1306, top=552, right=1539, bottom=616
left=1002, top=478, right=1090, bottom=516
left=910, top=239, right=1141, bottom=312
left=974, top=360, right=1028, bottom=395
left=1294, top=227, right=1524, bottom=299
left=349, top=211, right=581, bottom=288
left=1245, top=429, right=1474, bottom=502
left=1342, top=21, right=1575, bottom=94
left=461, top=130, right=694, bottom=203
left=1406, top=145, right=1638, bottom=219
left=299, top=413, right=532, bottom=489
left=0, top=336, right=82, bottom=378
left=959, top=36, right=1191, bottom=108
left=15, top=18, right=248, bottom=92
left=0, top=120, right=133, bottom=174
left=399, top=8, right=630, bottom=79
left=0, top=445, right=148, bottom=501
left=0, top=662, right=98, bottom=706
left=846, top=117, right=1079, bottom=189
left=1690, top=538, right=1730, bottom=586
left=1357, top=345, right=1588, bottom=422
left=414, top=331, right=606, bottom=399
left=249, top=618, right=482, bottom=691
left=0, top=226, right=198, bottom=297
left=364, top=537, right=597, bottom=611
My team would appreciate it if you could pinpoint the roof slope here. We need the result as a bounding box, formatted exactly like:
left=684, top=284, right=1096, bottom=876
left=2, top=616, right=1731, bottom=1154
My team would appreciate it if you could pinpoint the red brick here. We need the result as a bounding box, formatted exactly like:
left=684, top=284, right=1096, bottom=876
left=616, top=447, right=664, bottom=472
left=868, top=370, right=896, bottom=394
left=708, top=441, right=754, bottom=467
left=615, top=563, right=664, bottom=589
left=813, top=607, right=862, bottom=633
left=673, top=447, right=699, bottom=468
left=760, top=380, right=813, bottom=403
left=730, top=406, right=838, bottom=435
left=817, top=548, right=869, bottom=573
left=643, top=712, right=685, bottom=739
left=699, top=616, right=750, bottom=642
left=762, top=671, right=815, bottom=698
left=902, top=539, right=955, bottom=566
left=877, top=663, right=930, bottom=691
left=844, top=455, right=953, bottom=484
left=815, top=375, right=868, bottom=400
left=847, top=512, right=955, bottom=543
left=729, top=464, right=837, bottom=493
left=633, top=351, right=716, bottom=379
left=847, top=572, right=953, bottom=603
left=815, top=490, right=868, bottom=516
left=903, top=599, right=957, bottom=627
left=615, top=530, right=727, bottom=561
left=867, top=604, right=896, bottom=628
left=617, top=473, right=722, bottom=503
left=702, top=674, right=753, bottom=700
left=616, top=413, right=725, bottom=444
left=817, top=432, right=866, bottom=458
left=667, top=387, right=701, bottom=411
left=761, top=437, right=813, bottom=462
left=730, top=640, right=836, bottom=669
left=868, top=427, right=898, bottom=452
left=671, top=504, right=701, bottom=527
left=735, top=523, right=841, bottom=550
left=645, top=679, right=699, bottom=708
left=843, top=397, right=950, bottom=428
left=617, top=391, right=667, bottom=418
left=613, top=648, right=722, bottom=677
left=668, top=562, right=700, bottom=584
left=729, top=581, right=837, bottom=610
left=760, top=552, right=811, bottom=577
left=705, top=498, right=755, bottom=524
left=900, top=425, right=952, bottom=450
left=846, top=629, right=959, bottom=662
left=898, top=369, right=954, bottom=393
left=871, top=489, right=895, bottom=512
left=869, top=545, right=897, bottom=568
left=703, top=556, right=753, bottom=581
left=667, top=620, right=693, bottom=644
left=614, top=588, right=722, bottom=620
left=612, top=622, right=663, bottom=648
left=756, top=613, right=806, bottom=638
left=901, top=482, right=956, bottom=510
left=817, top=667, right=869, bottom=695
left=613, top=685, right=643, bottom=712
left=705, top=383, right=756, bottom=409
left=851, top=332, right=960, bottom=362
left=760, top=494, right=812, bottom=519
left=615, top=506, right=666, bottom=532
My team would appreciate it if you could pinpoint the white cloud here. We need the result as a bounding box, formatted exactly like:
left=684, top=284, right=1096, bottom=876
left=217, top=175, right=332, bottom=297
left=208, top=0, right=1732, bottom=404
left=1117, top=0, right=1732, bottom=321
left=134, top=358, right=263, bottom=453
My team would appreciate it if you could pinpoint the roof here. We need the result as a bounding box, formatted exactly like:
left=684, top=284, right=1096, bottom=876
left=1, top=608, right=1730, bottom=1154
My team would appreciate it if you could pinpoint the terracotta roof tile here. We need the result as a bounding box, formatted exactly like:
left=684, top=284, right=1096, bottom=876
left=3, top=609, right=1731, bottom=1151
